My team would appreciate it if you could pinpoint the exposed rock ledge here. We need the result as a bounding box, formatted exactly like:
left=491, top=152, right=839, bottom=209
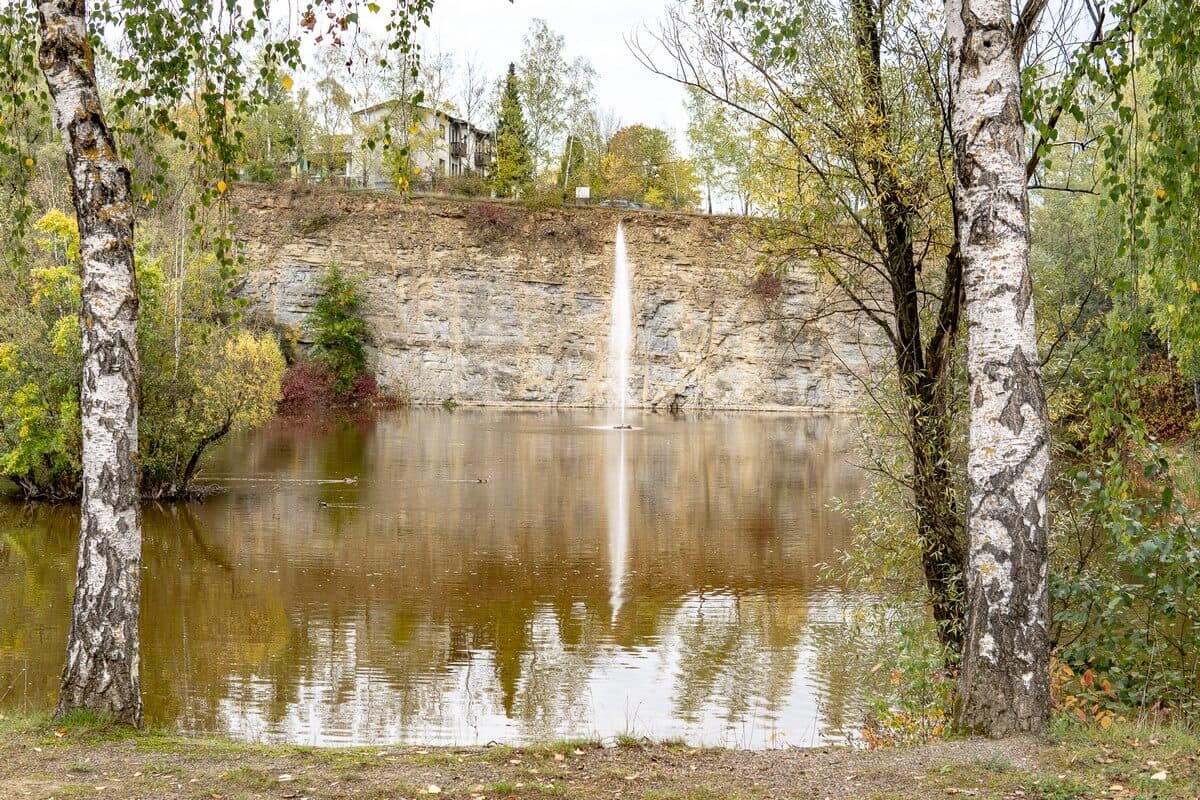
left=235, top=185, right=886, bottom=411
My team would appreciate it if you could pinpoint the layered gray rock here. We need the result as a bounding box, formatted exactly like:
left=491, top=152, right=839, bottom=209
left=235, top=186, right=885, bottom=411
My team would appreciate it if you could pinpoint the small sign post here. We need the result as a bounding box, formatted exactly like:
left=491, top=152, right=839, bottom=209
left=574, top=186, right=590, bottom=204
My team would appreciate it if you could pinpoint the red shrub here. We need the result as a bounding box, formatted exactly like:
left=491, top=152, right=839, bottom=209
left=279, top=360, right=336, bottom=413
left=474, top=201, right=515, bottom=224
left=347, top=371, right=378, bottom=404
left=280, top=359, right=378, bottom=413
left=466, top=201, right=519, bottom=241
left=750, top=271, right=783, bottom=302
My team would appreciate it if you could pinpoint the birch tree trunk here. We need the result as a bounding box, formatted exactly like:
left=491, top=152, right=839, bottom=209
left=946, top=0, right=1051, bottom=735
left=39, top=0, right=144, bottom=726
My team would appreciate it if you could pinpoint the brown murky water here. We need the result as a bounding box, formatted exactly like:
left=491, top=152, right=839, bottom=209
left=0, top=409, right=864, bottom=748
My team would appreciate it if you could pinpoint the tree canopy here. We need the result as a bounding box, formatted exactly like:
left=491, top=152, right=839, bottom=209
left=603, top=124, right=699, bottom=210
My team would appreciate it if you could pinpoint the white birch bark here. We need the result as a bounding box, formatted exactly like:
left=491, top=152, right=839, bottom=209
left=39, top=0, right=144, bottom=726
left=946, top=0, right=1051, bottom=734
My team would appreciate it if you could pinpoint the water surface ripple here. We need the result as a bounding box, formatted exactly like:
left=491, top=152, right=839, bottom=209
left=0, top=408, right=864, bottom=748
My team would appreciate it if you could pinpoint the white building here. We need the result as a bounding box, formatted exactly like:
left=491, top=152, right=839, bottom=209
left=346, top=102, right=493, bottom=190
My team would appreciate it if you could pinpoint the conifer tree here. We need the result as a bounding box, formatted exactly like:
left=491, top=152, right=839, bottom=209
left=492, top=63, right=534, bottom=197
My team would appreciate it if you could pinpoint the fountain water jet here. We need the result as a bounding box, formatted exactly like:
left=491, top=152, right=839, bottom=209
left=608, top=223, right=633, bottom=427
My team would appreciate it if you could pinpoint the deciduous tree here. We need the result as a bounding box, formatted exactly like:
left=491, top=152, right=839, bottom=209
left=635, top=0, right=971, bottom=648
left=457, top=52, right=490, bottom=129
left=515, top=18, right=597, bottom=175
left=602, top=124, right=699, bottom=210
left=947, top=0, right=1051, bottom=734
left=686, top=88, right=755, bottom=214
left=3, top=0, right=435, bottom=726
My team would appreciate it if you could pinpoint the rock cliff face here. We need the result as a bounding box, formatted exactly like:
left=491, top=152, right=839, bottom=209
left=235, top=186, right=884, bottom=411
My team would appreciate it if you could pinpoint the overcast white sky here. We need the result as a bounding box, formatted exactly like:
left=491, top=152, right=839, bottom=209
left=422, top=0, right=688, bottom=145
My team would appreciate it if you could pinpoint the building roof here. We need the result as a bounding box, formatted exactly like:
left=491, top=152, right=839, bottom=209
left=351, top=100, right=492, bottom=137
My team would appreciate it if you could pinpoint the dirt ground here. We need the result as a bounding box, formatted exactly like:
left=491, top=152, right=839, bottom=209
left=2, top=716, right=1197, bottom=800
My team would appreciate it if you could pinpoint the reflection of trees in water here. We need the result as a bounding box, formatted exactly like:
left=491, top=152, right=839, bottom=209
left=806, top=620, right=863, bottom=742
left=139, top=503, right=294, bottom=731
left=0, top=410, right=867, bottom=743
left=0, top=505, right=76, bottom=711
left=511, top=606, right=601, bottom=735
left=803, top=593, right=927, bottom=745
left=669, top=592, right=807, bottom=730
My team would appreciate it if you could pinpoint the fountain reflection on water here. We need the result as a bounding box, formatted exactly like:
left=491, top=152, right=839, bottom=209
left=606, top=432, right=629, bottom=621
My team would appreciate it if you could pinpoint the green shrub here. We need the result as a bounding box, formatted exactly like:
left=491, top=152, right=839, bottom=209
left=520, top=186, right=566, bottom=211
left=1050, top=321, right=1200, bottom=723
left=306, top=264, right=372, bottom=396
left=0, top=209, right=285, bottom=499
left=441, top=173, right=489, bottom=198
left=1051, top=447, right=1200, bottom=721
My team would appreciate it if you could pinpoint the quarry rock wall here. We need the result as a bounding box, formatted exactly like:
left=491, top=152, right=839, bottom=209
left=235, top=185, right=885, bottom=411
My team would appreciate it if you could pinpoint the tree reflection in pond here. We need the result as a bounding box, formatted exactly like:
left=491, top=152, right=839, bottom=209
left=0, top=409, right=865, bottom=747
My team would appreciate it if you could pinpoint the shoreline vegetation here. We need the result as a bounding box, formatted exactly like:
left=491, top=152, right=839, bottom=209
left=2, top=714, right=1198, bottom=799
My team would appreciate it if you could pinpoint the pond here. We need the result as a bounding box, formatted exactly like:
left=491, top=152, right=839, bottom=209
left=0, top=408, right=866, bottom=748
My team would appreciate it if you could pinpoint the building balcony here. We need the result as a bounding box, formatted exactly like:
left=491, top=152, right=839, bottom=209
left=474, top=151, right=492, bottom=168
left=450, top=141, right=468, bottom=158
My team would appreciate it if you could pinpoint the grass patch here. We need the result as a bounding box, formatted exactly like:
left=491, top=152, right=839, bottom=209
left=1028, top=775, right=1090, bottom=800
left=483, top=744, right=518, bottom=763
left=317, top=749, right=379, bottom=770
left=3, top=708, right=144, bottom=745
left=483, top=780, right=567, bottom=797
left=5, top=711, right=1200, bottom=800
left=406, top=750, right=465, bottom=766
left=977, top=753, right=1012, bottom=772
left=359, top=784, right=423, bottom=800
left=529, top=738, right=599, bottom=756
left=140, top=759, right=183, bottom=779
left=1043, top=718, right=1200, bottom=798
left=45, top=785, right=98, bottom=800
left=221, top=766, right=276, bottom=790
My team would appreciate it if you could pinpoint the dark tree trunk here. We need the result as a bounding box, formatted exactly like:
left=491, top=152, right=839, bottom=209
left=39, top=0, right=144, bottom=727
left=853, top=0, right=967, bottom=652
left=179, top=417, right=233, bottom=494
left=908, top=386, right=965, bottom=650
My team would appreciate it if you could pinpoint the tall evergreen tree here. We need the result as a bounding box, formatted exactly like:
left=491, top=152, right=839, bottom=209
left=492, top=63, right=534, bottom=197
